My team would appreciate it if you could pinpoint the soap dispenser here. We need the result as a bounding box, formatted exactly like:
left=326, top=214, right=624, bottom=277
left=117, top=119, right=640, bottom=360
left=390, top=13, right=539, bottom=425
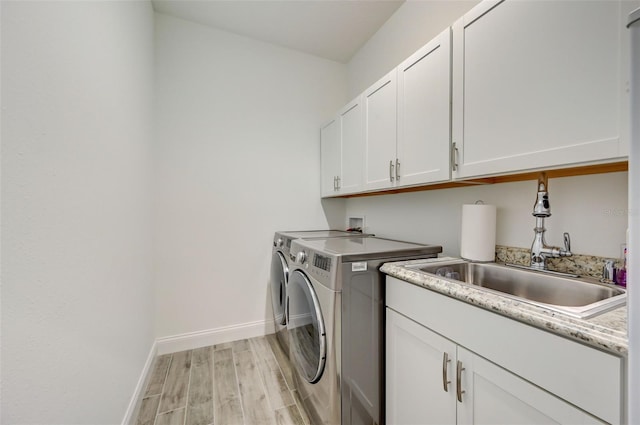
left=602, top=259, right=616, bottom=284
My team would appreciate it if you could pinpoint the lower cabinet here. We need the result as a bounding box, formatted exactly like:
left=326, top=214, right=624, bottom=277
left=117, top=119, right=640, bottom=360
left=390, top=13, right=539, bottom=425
left=385, top=277, right=624, bottom=425
left=386, top=309, right=456, bottom=424
left=456, top=347, right=605, bottom=425
left=386, top=310, right=605, bottom=425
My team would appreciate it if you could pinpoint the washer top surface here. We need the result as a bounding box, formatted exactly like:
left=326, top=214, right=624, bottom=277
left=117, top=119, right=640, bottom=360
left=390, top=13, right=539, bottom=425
left=276, top=230, right=370, bottom=239
left=295, top=236, right=442, bottom=261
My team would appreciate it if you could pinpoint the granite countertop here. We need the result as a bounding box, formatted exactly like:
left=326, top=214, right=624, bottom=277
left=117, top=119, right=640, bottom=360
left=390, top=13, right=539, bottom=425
left=381, top=257, right=628, bottom=356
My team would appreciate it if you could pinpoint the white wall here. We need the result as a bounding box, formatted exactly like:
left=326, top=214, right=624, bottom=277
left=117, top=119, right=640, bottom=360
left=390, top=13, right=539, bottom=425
left=347, top=0, right=479, bottom=97
left=1, top=1, right=155, bottom=423
left=347, top=172, right=628, bottom=258
left=153, top=14, right=347, bottom=339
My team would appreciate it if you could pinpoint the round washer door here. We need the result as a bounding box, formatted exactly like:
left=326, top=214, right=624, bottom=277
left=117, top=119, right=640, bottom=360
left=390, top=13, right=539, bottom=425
left=287, top=269, right=326, bottom=383
left=270, top=251, right=288, bottom=326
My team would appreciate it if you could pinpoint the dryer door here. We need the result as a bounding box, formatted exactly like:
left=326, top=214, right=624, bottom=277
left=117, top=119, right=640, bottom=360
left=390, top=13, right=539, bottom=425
left=287, top=269, right=327, bottom=383
left=270, top=251, right=288, bottom=326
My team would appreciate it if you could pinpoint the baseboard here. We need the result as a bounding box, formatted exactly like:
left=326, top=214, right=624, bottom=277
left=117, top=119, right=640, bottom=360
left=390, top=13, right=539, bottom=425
left=121, top=340, right=158, bottom=425
left=156, top=319, right=276, bottom=355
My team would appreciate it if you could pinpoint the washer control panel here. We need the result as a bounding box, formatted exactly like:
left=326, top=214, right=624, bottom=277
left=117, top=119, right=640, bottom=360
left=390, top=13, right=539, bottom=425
left=313, top=253, right=331, bottom=272
left=289, top=241, right=335, bottom=287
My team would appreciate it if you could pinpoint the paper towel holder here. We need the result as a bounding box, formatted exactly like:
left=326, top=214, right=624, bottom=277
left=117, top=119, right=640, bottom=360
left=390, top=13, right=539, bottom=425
left=460, top=201, right=497, bottom=263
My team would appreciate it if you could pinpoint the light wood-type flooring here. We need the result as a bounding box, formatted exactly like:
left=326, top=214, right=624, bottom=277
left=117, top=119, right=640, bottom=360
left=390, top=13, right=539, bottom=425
left=135, top=335, right=310, bottom=425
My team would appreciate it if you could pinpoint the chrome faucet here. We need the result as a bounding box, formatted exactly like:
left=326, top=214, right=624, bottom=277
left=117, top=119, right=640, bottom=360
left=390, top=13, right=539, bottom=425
left=530, top=173, right=572, bottom=270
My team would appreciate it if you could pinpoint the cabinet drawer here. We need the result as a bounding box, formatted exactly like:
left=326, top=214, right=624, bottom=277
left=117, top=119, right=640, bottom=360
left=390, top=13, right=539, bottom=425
left=386, top=277, right=624, bottom=424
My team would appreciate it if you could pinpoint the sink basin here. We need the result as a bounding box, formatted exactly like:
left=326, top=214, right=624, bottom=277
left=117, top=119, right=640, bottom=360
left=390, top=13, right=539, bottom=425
left=407, top=260, right=626, bottom=319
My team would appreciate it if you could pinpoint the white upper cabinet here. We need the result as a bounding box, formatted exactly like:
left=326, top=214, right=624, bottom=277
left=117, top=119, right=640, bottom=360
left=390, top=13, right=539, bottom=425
left=339, top=97, right=364, bottom=194
left=364, top=28, right=453, bottom=192
left=364, top=70, right=398, bottom=191
left=322, top=0, right=632, bottom=197
left=320, top=118, right=340, bottom=197
left=452, top=0, right=629, bottom=179
left=320, top=97, right=364, bottom=198
left=397, top=28, right=452, bottom=186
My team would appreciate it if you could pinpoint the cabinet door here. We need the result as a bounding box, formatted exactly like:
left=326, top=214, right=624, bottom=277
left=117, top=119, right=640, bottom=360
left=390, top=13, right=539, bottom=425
left=397, top=28, right=452, bottom=187
left=339, top=97, right=364, bottom=194
left=364, top=70, right=398, bottom=191
left=456, top=347, right=606, bottom=425
left=452, top=0, right=627, bottom=179
left=320, top=118, right=340, bottom=197
left=386, top=309, right=457, bottom=425
left=387, top=276, right=624, bottom=424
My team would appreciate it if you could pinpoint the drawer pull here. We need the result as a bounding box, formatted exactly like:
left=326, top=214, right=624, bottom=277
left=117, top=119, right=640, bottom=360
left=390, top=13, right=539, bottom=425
left=456, top=360, right=465, bottom=402
left=452, top=142, right=459, bottom=172
left=442, top=352, right=451, bottom=392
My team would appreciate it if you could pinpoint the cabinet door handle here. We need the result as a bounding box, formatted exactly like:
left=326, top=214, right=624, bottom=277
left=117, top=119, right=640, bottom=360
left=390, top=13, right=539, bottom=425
left=456, top=360, right=465, bottom=402
left=395, top=158, right=400, bottom=181
left=333, top=176, right=337, bottom=190
left=336, top=176, right=341, bottom=190
left=389, top=160, right=395, bottom=182
left=442, top=352, right=451, bottom=392
left=451, top=142, right=459, bottom=172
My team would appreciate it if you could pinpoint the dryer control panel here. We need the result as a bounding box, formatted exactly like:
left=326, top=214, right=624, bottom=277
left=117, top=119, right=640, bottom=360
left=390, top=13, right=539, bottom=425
left=273, top=235, right=294, bottom=258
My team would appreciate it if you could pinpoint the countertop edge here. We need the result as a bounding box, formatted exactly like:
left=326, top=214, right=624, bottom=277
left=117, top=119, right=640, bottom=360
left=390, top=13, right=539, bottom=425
left=381, top=258, right=628, bottom=356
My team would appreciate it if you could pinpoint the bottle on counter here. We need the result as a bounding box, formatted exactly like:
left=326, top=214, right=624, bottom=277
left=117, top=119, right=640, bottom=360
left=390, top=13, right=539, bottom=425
left=616, top=244, right=627, bottom=287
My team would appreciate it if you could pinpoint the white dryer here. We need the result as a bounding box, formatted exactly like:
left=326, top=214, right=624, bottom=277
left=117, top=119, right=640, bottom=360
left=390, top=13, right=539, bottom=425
left=270, top=230, right=371, bottom=356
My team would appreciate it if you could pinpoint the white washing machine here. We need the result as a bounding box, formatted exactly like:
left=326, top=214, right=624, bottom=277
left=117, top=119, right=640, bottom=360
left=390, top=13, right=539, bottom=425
left=270, top=230, right=371, bottom=356
left=287, top=236, right=442, bottom=425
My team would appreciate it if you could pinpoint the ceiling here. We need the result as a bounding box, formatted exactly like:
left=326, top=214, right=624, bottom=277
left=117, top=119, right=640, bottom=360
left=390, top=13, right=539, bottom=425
left=151, top=0, right=405, bottom=63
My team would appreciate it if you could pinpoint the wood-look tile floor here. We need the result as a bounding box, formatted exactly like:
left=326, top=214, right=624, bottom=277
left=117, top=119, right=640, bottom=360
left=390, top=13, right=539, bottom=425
left=135, top=335, right=310, bottom=425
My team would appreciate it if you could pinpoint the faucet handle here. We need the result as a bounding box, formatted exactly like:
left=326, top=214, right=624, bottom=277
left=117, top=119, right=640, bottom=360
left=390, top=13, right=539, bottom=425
left=563, top=232, right=571, bottom=252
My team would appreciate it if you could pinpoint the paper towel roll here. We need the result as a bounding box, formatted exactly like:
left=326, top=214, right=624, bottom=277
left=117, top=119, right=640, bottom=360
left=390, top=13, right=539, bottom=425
left=460, top=203, right=497, bottom=262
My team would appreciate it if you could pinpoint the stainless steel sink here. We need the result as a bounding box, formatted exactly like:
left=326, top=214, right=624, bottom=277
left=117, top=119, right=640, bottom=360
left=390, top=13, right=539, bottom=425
left=407, top=260, right=626, bottom=319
